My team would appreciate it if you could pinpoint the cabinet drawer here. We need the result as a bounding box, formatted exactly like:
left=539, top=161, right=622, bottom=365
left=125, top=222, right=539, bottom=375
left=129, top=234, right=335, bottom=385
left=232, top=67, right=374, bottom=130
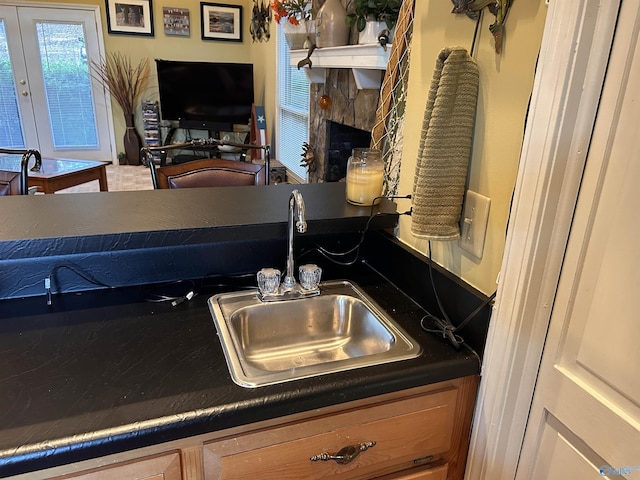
left=204, top=387, right=457, bottom=480
left=374, top=464, right=448, bottom=480
left=51, top=452, right=181, bottom=480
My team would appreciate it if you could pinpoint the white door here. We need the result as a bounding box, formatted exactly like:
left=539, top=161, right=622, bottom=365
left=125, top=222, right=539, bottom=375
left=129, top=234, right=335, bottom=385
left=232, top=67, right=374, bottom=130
left=515, top=1, right=640, bottom=477
left=0, top=4, right=114, bottom=160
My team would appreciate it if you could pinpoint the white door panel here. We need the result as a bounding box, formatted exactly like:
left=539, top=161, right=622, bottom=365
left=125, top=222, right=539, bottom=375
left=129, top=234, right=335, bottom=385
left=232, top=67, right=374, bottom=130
left=517, top=0, right=640, bottom=476
left=531, top=415, right=605, bottom=479
left=0, top=6, right=38, bottom=148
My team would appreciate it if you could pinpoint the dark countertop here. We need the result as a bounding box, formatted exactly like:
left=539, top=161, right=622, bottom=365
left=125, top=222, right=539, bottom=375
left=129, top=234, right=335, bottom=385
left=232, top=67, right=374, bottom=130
left=0, top=264, right=480, bottom=477
left=0, top=183, right=399, bottom=300
left=0, top=182, right=488, bottom=477
left=0, top=182, right=395, bottom=258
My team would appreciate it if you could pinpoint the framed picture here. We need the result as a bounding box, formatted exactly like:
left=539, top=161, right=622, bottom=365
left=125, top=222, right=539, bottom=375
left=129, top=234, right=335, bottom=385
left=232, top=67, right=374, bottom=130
left=200, top=3, right=242, bottom=42
left=105, top=0, right=154, bottom=36
left=163, top=7, right=190, bottom=36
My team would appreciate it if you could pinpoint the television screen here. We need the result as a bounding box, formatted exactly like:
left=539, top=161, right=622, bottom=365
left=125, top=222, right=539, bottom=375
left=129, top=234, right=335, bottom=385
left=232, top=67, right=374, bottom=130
left=155, top=59, right=254, bottom=131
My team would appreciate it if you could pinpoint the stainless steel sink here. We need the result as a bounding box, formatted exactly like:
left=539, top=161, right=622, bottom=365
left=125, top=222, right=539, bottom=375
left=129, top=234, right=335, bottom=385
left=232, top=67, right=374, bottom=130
left=208, top=280, right=422, bottom=387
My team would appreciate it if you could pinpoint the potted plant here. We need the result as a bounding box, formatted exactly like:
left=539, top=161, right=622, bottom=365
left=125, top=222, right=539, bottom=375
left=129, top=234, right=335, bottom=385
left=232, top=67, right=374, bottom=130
left=271, top=0, right=315, bottom=49
left=91, top=53, right=149, bottom=165
left=345, top=0, right=401, bottom=44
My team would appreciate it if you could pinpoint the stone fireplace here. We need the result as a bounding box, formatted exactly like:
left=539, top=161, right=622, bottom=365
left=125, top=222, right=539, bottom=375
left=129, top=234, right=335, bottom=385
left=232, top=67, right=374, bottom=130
left=324, top=120, right=372, bottom=182
left=307, top=68, right=381, bottom=183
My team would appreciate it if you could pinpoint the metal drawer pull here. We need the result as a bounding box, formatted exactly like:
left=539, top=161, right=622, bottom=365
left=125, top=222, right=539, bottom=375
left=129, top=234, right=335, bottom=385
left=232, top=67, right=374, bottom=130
left=310, top=441, right=376, bottom=465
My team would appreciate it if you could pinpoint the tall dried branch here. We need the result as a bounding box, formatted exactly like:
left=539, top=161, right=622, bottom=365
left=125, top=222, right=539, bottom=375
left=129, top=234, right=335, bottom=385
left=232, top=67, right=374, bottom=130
left=91, top=53, right=149, bottom=115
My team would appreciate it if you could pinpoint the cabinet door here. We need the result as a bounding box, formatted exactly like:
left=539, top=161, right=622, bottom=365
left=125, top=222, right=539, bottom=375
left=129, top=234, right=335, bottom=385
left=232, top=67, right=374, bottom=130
left=203, top=388, right=458, bottom=480
left=52, top=452, right=181, bottom=480
left=374, top=464, right=448, bottom=480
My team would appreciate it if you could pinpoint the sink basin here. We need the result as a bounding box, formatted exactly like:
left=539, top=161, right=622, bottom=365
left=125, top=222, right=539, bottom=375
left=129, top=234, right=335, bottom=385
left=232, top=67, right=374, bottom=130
left=208, top=280, right=422, bottom=387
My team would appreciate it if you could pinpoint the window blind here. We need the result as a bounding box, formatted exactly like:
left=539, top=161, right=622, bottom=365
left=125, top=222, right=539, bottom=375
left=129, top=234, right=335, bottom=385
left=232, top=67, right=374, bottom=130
left=276, top=24, right=309, bottom=182
left=0, top=19, right=25, bottom=148
left=35, top=22, right=98, bottom=149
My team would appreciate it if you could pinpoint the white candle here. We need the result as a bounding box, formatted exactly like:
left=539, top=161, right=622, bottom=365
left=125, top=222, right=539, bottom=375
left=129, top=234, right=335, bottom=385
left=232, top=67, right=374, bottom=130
left=346, top=169, right=384, bottom=205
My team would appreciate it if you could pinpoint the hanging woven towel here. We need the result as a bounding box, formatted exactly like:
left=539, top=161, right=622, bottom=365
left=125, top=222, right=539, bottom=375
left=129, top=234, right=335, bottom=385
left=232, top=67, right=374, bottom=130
left=411, top=46, right=479, bottom=240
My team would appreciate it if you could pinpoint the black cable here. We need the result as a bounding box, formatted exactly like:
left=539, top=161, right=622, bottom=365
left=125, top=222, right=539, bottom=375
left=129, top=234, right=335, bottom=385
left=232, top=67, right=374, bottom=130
left=45, top=264, right=116, bottom=307
left=141, top=280, right=196, bottom=304
left=314, top=194, right=412, bottom=266
left=49, top=264, right=113, bottom=293
left=456, top=290, right=497, bottom=332
left=427, top=241, right=452, bottom=325
left=461, top=341, right=481, bottom=367
left=197, top=272, right=257, bottom=291
left=46, top=261, right=257, bottom=308
left=314, top=213, right=379, bottom=266
left=168, top=272, right=257, bottom=306
left=470, top=8, right=483, bottom=58
left=420, top=313, right=464, bottom=349
left=419, top=241, right=496, bottom=349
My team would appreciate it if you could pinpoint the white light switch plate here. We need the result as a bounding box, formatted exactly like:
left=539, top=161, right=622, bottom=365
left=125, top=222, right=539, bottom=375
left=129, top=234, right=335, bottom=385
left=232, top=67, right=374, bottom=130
left=459, top=190, right=491, bottom=259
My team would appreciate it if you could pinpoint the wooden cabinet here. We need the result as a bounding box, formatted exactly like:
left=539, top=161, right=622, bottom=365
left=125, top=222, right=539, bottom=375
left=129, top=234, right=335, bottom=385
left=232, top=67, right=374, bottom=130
left=374, top=464, right=448, bottom=480
left=203, top=388, right=456, bottom=479
left=22, top=376, right=477, bottom=480
left=50, top=452, right=181, bottom=480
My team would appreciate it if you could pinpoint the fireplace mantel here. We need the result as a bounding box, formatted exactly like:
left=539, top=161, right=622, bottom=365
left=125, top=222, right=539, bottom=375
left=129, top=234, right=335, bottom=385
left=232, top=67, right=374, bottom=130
left=289, top=44, right=390, bottom=89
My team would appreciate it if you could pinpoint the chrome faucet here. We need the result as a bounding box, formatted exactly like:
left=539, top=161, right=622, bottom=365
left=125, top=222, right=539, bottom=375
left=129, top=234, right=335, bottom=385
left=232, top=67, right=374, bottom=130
left=257, top=189, right=322, bottom=300
left=283, top=189, right=307, bottom=290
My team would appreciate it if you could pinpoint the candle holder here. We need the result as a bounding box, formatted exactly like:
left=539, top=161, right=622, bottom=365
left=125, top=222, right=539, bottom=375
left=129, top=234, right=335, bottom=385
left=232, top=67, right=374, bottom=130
left=345, top=148, right=384, bottom=206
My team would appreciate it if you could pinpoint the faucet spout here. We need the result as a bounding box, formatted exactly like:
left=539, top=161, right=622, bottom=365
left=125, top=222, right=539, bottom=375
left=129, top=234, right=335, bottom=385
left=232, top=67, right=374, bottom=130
left=256, top=189, right=321, bottom=301
left=283, top=190, right=306, bottom=289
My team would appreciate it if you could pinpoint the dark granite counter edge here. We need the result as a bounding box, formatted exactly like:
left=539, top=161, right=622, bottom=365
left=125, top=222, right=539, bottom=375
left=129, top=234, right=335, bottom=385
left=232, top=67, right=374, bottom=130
left=0, top=183, right=396, bottom=258
left=1, top=357, right=478, bottom=477
left=0, top=183, right=397, bottom=299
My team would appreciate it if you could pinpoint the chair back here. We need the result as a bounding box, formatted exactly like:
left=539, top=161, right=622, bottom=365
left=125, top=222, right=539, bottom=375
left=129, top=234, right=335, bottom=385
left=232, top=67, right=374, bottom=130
left=0, top=170, right=22, bottom=196
left=152, top=158, right=266, bottom=189
left=0, top=148, right=42, bottom=195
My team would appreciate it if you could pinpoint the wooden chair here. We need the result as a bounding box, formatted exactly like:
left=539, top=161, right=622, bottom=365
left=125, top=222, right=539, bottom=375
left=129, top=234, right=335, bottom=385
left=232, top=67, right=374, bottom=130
left=150, top=157, right=266, bottom=189
left=0, top=148, right=42, bottom=195
left=143, top=140, right=270, bottom=189
left=0, top=170, right=22, bottom=196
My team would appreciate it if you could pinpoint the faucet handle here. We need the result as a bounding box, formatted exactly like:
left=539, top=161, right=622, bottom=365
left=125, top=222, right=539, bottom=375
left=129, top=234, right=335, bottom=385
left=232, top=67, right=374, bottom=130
left=299, top=264, right=322, bottom=291
left=257, top=268, right=281, bottom=296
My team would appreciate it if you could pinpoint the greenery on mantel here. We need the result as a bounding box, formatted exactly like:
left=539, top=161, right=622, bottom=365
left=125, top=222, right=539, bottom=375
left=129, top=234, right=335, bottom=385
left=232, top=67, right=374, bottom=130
left=345, top=0, right=402, bottom=32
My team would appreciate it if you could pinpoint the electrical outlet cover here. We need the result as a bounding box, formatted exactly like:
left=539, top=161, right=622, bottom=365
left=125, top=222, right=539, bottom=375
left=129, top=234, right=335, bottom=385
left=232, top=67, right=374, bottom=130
left=459, top=190, right=491, bottom=259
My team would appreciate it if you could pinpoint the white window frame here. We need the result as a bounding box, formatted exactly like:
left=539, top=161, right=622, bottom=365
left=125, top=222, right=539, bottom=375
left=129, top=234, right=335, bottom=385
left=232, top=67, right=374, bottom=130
left=275, top=23, right=310, bottom=183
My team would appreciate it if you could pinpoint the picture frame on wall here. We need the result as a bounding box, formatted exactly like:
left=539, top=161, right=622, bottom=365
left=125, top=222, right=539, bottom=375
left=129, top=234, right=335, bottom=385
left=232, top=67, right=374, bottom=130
left=105, top=0, right=154, bottom=36
left=200, top=3, right=243, bottom=42
left=163, top=7, right=190, bottom=36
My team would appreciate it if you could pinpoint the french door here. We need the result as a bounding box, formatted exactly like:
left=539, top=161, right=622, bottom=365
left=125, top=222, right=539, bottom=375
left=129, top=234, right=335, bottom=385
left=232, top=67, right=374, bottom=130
left=0, top=4, right=114, bottom=160
left=516, top=0, right=640, bottom=475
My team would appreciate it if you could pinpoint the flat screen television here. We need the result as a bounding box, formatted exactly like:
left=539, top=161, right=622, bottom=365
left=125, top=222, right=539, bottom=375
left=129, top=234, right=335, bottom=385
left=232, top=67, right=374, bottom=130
left=155, top=59, right=254, bottom=131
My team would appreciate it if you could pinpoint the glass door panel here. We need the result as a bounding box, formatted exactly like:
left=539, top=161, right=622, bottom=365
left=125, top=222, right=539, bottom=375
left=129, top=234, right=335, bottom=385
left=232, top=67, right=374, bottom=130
left=0, top=12, right=28, bottom=148
left=0, top=5, right=114, bottom=161
left=35, top=21, right=99, bottom=150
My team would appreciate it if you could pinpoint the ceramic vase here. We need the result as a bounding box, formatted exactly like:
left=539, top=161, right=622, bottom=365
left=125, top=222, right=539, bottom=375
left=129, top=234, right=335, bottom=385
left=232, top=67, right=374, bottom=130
left=315, top=0, right=349, bottom=48
left=123, top=114, right=142, bottom=166
left=358, top=19, right=390, bottom=45
left=282, top=20, right=315, bottom=50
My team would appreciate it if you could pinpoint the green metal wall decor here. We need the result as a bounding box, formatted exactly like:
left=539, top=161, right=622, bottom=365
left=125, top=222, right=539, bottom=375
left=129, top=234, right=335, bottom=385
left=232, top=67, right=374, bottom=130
left=451, top=0, right=512, bottom=54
